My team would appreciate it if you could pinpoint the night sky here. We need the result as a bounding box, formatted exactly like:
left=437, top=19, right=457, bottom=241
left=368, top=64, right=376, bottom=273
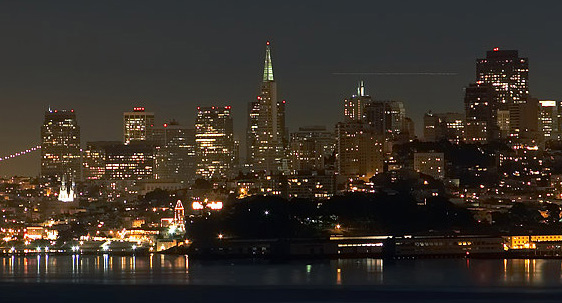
left=0, top=0, right=560, bottom=176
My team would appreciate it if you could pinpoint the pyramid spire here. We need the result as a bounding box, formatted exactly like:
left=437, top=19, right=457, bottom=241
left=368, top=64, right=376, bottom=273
left=263, top=41, right=274, bottom=82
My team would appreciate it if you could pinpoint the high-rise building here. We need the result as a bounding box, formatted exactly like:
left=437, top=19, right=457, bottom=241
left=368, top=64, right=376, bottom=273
left=464, top=83, right=498, bottom=143
left=41, top=109, right=81, bottom=181
left=153, top=121, right=196, bottom=183
left=83, top=141, right=121, bottom=180
left=539, top=100, right=560, bottom=141
left=289, top=126, right=335, bottom=172
left=423, top=112, right=465, bottom=143
left=104, top=142, right=155, bottom=180
left=344, top=81, right=371, bottom=121
left=335, top=121, right=384, bottom=179
left=248, top=41, right=287, bottom=173
left=123, top=107, right=155, bottom=144
left=195, top=106, right=235, bottom=179
left=476, top=48, right=529, bottom=137
left=364, top=100, right=406, bottom=139
left=246, top=99, right=260, bottom=165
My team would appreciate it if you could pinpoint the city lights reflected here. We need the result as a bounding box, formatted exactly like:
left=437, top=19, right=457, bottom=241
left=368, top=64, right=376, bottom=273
left=0, top=256, right=560, bottom=287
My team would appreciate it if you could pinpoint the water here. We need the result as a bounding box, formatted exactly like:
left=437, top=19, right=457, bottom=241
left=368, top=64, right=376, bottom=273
left=0, top=255, right=560, bottom=288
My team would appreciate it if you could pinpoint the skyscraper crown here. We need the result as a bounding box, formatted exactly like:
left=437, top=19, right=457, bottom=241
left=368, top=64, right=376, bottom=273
left=263, top=41, right=274, bottom=82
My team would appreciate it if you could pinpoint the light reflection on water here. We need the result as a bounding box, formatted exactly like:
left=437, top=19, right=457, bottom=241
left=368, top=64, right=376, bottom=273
left=1, top=256, right=562, bottom=287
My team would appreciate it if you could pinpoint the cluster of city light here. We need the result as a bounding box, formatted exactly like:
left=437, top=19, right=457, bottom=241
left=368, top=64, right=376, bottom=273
left=0, top=145, right=41, bottom=161
left=192, top=199, right=223, bottom=210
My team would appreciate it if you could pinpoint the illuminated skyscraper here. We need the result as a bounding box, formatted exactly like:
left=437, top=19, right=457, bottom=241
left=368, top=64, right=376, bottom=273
left=123, top=107, right=155, bottom=144
left=476, top=49, right=529, bottom=137
left=153, top=121, right=196, bottom=183
left=344, top=81, right=371, bottom=121
left=195, top=106, right=235, bottom=179
left=248, top=41, right=287, bottom=173
left=41, top=109, right=81, bottom=181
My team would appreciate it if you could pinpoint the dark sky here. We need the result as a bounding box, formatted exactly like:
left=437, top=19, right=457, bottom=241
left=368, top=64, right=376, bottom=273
left=0, top=0, right=560, bottom=176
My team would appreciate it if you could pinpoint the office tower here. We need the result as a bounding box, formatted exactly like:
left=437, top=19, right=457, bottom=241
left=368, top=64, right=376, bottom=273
left=414, top=152, right=445, bottom=180
left=289, top=126, right=336, bottom=172
left=423, top=112, right=465, bottom=143
left=476, top=48, right=529, bottom=137
left=248, top=41, right=287, bottom=173
left=195, top=106, right=235, bottom=179
left=539, top=100, right=560, bottom=141
left=464, top=83, right=498, bottom=143
left=41, top=109, right=81, bottom=181
left=153, top=121, right=196, bottom=183
left=364, top=100, right=406, bottom=139
left=83, top=141, right=121, bottom=180
left=335, top=121, right=384, bottom=179
left=246, top=99, right=260, bottom=164
left=104, top=142, right=155, bottom=180
left=344, top=81, right=371, bottom=121
left=123, top=107, right=155, bottom=144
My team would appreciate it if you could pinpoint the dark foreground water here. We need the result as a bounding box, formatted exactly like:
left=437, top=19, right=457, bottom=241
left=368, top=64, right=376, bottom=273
left=1, top=255, right=562, bottom=302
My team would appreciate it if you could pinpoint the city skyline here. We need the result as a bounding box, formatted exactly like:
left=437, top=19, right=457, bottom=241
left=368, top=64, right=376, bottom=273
left=2, top=1, right=562, bottom=176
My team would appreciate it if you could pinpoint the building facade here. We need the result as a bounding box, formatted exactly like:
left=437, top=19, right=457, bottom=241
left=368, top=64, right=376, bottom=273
left=414, top=152, right=445, bottom=180
left=123, top=107, right=155, bottom=144
left=423, top=112, right=465, bottom=143
left=335, top=121, right=384, bottom=179
left=41, top=109, right=81, bottom=181
left=195, top=106, right=235, bottom=179
left=289, top=126, right=335, bottom=173
left=153, top=121, right=196, bottom=183
left=344, top=81, right=371, bottom=121
left=464, top=83, right=498, bottom=143
left=364, top=100, right=406, bottom=140
left=476, top=49, right=529, bottom=137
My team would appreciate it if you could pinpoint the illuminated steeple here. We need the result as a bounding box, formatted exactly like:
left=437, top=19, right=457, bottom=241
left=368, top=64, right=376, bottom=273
left=263, top=41, right=274, bottom=82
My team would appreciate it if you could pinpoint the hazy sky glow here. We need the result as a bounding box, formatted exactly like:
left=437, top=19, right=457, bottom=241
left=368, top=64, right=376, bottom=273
left=0, top=0, right=560, bottom=176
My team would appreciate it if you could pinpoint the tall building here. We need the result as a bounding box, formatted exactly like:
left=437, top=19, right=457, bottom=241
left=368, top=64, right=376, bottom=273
left=344, top=81, right=371, bottom=121
left=423, top=112, right=465, bottom=143
left=539, top=100, right=560, bottom=141
left=464, top=83, right=497, bottom=143
left=246, top=99, right=260, bottom=165
left=476, top=48, right=529, bottom=137
left=289, top=126, right=335, bottom=172
left=195, top=106, right=235, bottom=179
left=83, top=141, right=120, bottom=180
left=41, top=109, right=81, bottom=181
left=248, top=41, right=287, bottom=173
left=364, top=100, right=406, bottom=139
left=104, top=142, right=155, bottom=180
left=153, top=121, right=196, bottom=183
left=335, top=121, right=384, bottom=179
left=123, top=107, right=155, bottom=144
